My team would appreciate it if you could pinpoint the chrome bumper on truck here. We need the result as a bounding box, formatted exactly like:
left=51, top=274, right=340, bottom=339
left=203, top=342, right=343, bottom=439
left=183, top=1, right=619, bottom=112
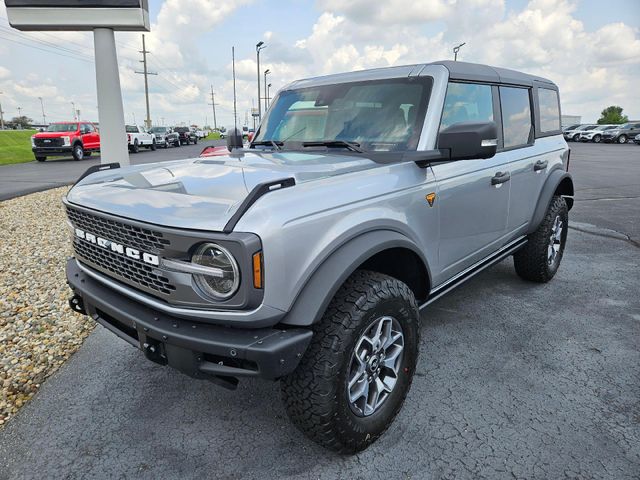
left=66, top=258, right=312, bottom=389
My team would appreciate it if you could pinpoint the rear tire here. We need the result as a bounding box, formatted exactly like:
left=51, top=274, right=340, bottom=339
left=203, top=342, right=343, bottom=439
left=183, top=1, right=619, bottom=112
left=72, top=143, right=84, bottom=161
left=514, top=196, right=568, bottom=283
left=618, top=135, right=627, bottom=144
left=281, top=270, right=419, bottom=454
left=131, top=140, right=139, bottom=153
left=150, top=139, right=157, bottom=151
left=593, top=134, right=601, bottom=143
left=572, top=134, right=579, bottom=142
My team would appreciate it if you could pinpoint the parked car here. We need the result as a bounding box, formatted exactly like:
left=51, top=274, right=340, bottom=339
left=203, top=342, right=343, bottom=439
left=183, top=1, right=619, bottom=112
left=174, top=126, right=198, bottom=145
left=601, top=122, right=640, bottom=144
left=563, top=124, right=596, bottom=142
left=126, top=125, right=156, bottom=153
left=64, top=60, right=572, bottom=454
left=148, top=126, right=180, bottom=148
left=195, top=129, right=207, bottom=139
left=31, top=121, right=100, bottom=161
left=634, top=134, right=640, bottom=145
left=579, top=125, right=617, bottom=143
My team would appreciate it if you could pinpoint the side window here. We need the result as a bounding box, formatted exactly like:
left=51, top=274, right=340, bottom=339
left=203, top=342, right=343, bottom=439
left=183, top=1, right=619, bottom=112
left=500, top=86, right=532, bottom=148
left=537, top=88, right=560, bottom=133
left=81, top=123, right=91, bottom=134
left=440, top=82, right=493, bottom=131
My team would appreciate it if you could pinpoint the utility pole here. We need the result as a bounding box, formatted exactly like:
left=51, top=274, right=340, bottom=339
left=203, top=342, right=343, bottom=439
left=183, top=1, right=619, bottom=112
left=17, top=106, right=22, bottom=118
left=135, top=34, right=157, bottom=129
left=256, top=41, right=266, bottom=120
left=38, top=97, right=46, bottom=125
left=71, top=101, right=76, bottom=120
left=209, top=85, right=217, bottom=130
left=0, top=91, right=4, bottom=130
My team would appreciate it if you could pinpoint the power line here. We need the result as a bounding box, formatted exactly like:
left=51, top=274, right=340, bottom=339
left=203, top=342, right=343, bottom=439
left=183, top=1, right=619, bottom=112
left=0, top=25, right=94, bottom=61
left=0, top=33, right=93, bottom=63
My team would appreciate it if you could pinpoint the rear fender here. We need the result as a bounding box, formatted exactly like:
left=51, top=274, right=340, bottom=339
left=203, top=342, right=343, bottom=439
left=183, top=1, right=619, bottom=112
left=527, top=168, right=574, bottom=234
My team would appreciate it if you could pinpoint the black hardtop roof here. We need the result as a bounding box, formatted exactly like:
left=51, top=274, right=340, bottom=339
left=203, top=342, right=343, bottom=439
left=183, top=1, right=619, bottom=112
left=432, top=60, right=557, bottom=88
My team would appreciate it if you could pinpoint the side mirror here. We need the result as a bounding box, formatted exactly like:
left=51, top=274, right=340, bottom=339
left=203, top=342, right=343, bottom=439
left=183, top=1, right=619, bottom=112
left=438, top=121, right=498, bottom=160
left=226, top=127, right=243, bottom=151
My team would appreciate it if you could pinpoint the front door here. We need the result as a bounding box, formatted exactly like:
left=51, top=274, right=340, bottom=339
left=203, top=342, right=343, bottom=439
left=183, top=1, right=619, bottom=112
left=431, top=82, right=511, bottom=281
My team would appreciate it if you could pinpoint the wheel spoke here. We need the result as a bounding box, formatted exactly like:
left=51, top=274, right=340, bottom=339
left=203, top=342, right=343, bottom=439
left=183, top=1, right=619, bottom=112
left=349, top=376, right=369, bottom=404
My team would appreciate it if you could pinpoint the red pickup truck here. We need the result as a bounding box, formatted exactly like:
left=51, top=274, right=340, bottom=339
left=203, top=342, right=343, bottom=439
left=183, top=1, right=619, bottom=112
left=31, top=121, right=100, bottom=161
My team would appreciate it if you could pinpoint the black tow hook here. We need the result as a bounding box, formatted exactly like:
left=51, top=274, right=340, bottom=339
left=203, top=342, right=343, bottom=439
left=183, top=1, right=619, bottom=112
left=68, top=295, right=86, bottom=315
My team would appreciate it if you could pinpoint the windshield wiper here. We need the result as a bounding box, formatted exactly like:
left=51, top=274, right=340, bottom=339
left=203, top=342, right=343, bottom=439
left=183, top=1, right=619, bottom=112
left=251, top=140, right=283, bottom=150
left=302, top=140, right=364, bottom=153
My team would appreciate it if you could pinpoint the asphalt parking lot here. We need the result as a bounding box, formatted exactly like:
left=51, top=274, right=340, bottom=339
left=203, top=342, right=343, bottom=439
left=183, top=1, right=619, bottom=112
left=0, top=142, right=638, bottom=479
left=0, top=139, right=225, bottom=201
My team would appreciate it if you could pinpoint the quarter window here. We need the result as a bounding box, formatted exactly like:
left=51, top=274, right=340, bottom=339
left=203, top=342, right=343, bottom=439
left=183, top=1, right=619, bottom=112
left=440, top=82, right=493, bottom=131
left=537, top=88, right=561, bottom=133
left=500, top=86, right=532, bottom=148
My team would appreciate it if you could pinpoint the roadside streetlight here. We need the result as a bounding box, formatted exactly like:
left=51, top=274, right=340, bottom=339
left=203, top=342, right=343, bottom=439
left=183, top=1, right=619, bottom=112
left=38, top=96, right=46, bottom=125
left=453, top=42, right=466, bottom=61
left=0, top=92, right=5, bottom=130
left=256, top=41, right=266, bottom=120
left=17, top=106, right=22, bottom=118
left=263, top=69, right=271, bottom=112
left=267, top=83, right=272, bottom=108
left=71, top=101, right=76, bottom=120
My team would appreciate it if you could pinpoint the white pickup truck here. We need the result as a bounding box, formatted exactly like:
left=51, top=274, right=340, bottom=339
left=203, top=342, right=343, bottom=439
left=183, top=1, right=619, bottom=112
left=125, top=125, right=156, bottom=153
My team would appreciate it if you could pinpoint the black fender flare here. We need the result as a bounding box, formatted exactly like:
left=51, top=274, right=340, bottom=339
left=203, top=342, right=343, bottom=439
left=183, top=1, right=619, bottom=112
left=527, top=168, right=574, bottom=234
left=280, top=230, right=431, bottom=327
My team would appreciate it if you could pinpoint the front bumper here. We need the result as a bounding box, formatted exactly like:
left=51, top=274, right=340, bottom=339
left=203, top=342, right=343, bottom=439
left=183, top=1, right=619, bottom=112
left=32, top=146, right=72, bottom=155
left=66, top=258, right=312, bottom=386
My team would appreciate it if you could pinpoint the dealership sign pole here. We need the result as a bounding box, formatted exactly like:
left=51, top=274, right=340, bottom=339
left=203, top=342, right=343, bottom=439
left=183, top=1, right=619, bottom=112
left=6, top=1, right=150, bottom=167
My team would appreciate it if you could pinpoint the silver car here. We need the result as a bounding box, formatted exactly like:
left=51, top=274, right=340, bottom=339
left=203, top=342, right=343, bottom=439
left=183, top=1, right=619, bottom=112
left=64, top=60, right=573, bottom=453
left=579, top=124, right=617, bottom=143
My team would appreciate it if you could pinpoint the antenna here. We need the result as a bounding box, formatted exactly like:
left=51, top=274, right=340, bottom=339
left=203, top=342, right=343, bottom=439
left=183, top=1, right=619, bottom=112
left=232, top=46, right=238, bottom=134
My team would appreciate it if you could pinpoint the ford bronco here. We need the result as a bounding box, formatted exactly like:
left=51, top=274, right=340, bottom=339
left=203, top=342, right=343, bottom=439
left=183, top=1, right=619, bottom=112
left=65, top=61, right=573, bottom=453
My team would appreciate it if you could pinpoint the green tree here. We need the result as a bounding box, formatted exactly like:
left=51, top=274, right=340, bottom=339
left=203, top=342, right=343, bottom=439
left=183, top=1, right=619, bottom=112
left=597, top=106, right=628, bottom=125
left=8, top=116, right=33, bottom=129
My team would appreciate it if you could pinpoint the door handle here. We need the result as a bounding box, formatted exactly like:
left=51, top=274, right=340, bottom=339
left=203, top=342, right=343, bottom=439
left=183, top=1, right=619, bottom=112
left=491, top=171, right=511, bottom=185
left=533, top=160, right=548, bottom=171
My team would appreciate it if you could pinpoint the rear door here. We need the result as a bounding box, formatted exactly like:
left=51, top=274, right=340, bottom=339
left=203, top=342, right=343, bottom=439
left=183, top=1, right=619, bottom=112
left=431, top=82, right=511, bottom=279
left=81, top=123, right=98, bottom=149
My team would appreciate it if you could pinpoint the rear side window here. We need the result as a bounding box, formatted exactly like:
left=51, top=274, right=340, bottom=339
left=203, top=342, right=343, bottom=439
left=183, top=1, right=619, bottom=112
left=537, top=88, right=561, bottom=132
left=440, top=83, right=493, bottom=130
left=500, top=86, right=532, bottom=148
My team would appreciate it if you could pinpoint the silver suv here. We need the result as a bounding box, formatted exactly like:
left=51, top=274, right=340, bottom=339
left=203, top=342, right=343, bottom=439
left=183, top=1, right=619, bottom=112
left=65, top=61, right=573, bottom=453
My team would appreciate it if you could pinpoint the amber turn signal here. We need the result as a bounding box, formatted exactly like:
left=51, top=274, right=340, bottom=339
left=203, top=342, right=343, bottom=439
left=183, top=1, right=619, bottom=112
left=252, top=252, right=263, bottom=289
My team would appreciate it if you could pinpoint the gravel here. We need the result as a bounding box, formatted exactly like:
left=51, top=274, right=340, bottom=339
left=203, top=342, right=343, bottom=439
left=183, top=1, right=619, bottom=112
left=0, top=187, right=94, bottom=426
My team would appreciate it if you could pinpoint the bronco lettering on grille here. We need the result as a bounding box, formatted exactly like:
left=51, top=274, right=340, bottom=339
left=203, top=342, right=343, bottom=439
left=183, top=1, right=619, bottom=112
left=74, top=228, right=159, bottom=266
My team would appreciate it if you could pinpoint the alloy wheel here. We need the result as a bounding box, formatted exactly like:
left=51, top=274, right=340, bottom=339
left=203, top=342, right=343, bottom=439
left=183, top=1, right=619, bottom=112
left=347, top=315, right=404, bottom=417
left=547, top=215, right=563, bottom=266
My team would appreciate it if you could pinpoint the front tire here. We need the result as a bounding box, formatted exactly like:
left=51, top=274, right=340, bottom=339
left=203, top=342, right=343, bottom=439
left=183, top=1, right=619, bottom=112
left=593, top=134, right=601, bottom=143
left=514, top=196, right=568, bottom=283
left=281, top=270, right=419, bottom=454
left=618, top=135, right=627, bottom=144
left=35, top=156, right=46, bottom=162
left=150, top=139, right=157, bottom=151
left=572, top=134, right=580, bottom=142
left=72, top=143, right=84, bottom=161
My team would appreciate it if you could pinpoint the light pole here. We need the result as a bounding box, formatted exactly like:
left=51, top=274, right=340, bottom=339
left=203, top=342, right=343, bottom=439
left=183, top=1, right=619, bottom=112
left=267, top=83, right=272, bottom=108
left=453, top=42, right=465, bottom=61
left=256, top=41, right=266, bottom=120
left=71, top=101, right=76, bottom=120
left=38, top=96, right=46, bottom=125
left=263, top=69, right=271, bottom=112
left=17, top=106, right=22, bottom=118
left=0, top=91, right=4, bottom=130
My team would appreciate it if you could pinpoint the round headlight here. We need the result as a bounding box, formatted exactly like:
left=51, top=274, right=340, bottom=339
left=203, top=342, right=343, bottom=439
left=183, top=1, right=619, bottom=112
left=192, top=243, right=240, bottom=300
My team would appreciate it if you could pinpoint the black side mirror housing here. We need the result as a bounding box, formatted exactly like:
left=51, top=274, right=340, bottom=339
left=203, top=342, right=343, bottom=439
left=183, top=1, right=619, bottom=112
left=438, top=121, right=498, bottom=160
left=226, top=127, right=243, bottom=151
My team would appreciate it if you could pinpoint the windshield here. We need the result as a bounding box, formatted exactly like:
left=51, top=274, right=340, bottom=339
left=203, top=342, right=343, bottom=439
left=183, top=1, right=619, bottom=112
left=565, top=124, right=580, bottom=130
left=254, top=77, right=432, bottom=152
left=47, top=123, right=77, bottom=132
left=174, top=127, right=188, bottom=132
left=583, top=125, right=597, bottom=131
left=149, top=127, right=166, bottom=133
left=125, top=125, right=140, bottom=133
left=618, top=123, right=630, bottom=129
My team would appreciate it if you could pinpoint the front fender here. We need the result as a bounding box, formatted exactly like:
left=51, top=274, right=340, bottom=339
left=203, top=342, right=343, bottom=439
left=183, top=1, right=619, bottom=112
left=280, top=230, right=430, bottom=327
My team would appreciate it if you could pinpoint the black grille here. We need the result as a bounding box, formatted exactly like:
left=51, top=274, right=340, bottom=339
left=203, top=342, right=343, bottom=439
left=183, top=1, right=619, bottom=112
left=74, top=238, right=175, bottom=295
left=66, top=206, right=171, bottom=252
left=35, top=138, right=64, bottom=147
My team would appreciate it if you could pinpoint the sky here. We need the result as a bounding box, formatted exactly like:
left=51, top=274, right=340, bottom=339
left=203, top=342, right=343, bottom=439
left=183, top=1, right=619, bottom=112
left=0, top=0, right=638, bottom=127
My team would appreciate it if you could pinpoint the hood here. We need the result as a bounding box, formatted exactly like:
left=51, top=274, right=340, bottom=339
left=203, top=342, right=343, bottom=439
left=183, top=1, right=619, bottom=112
left=34, top=130, right=76, bottom=137
left=66, top=151, right=381, bottom=231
